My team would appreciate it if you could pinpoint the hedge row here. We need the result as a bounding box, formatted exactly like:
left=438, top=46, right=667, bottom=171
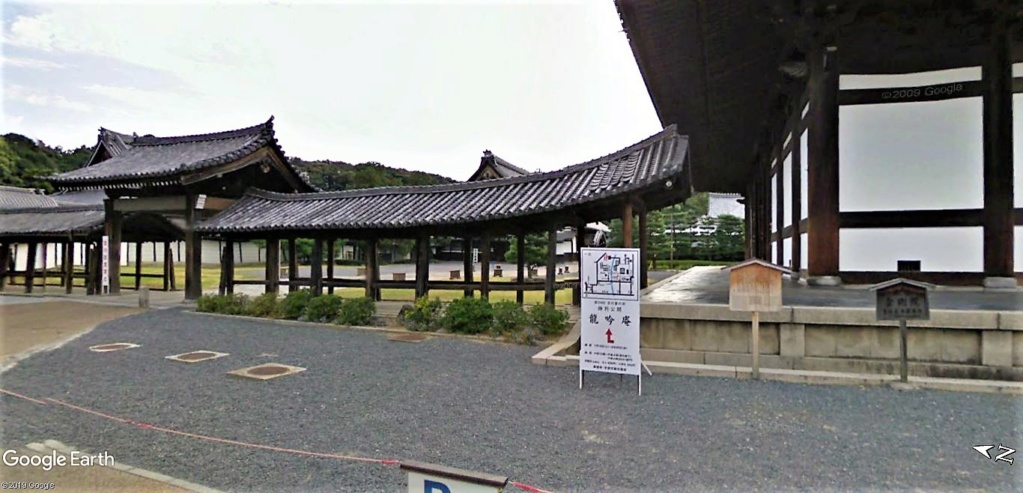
left=398, top=297, right=570, bottom=346
left=196, top=290, right=375, bottom=326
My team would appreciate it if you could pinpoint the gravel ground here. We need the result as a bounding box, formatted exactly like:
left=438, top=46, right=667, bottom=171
left=1, top=308, right=1020, bottom=492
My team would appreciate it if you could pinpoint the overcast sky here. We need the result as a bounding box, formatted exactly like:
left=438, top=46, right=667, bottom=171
left=1, top=0, right=661, bottom=180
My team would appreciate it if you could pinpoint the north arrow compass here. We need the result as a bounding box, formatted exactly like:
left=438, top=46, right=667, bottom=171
left=973, top=444, right=1015, bottom=465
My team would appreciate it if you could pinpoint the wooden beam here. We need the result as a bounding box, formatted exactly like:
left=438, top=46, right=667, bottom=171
left=201, top=197, right=235, bottom=212
left=415, top=232, right=430, bottom=299
left=134, top=241, right=143, bottom=291
left=807, top=46, right=841, bottom=280
left=516, top=231, right=525, bottom=305
left=265, top=238, right=280, bottom=294
left=310, top=238, right=322, bottom=296
left=24, top=242, right=36, bottom=294
left=184, top=195, right=202, bottom=299
left=545, top=224, right=557, bottom=305
left=791, top=98, right=803, bottom=274
left=104, top=198, right=123, bottom=294
left=63, top=241, right=73, bottom=294
left=480, top=232, right=491, bottom=299
left=112, top=196, right=187, bottom=213
left=326, top=238, right=336, bottom=295
left=288, top=238, right=298, bottom=293
left=622, top=201, right=634, bottom=248
left=982, top=17, right=1014, bottom=279
left=638, top=209, right=649, bottom=289
left=462, top=237, right=473, bottom=298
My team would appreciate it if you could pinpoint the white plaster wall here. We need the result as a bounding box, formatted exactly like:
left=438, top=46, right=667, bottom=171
left=841, top=227, right=983, bottom=272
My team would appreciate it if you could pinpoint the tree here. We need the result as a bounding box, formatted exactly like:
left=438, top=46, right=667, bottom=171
left=710, top=214, right=745, bottom=260
left=504, top=233, right=547, bottom=268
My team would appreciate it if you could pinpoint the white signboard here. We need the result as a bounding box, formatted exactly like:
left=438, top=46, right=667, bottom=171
left=406, top=471, right=503, bottom=493
left=195, top=194, right=207, bottom=210
left=580, top=247, right=641, bottom=376
left=101, top=235, right=110, bottom=291
left=472, top=248, right=479, bottom=264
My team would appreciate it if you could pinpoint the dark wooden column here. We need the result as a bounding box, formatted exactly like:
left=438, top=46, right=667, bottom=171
left=220, top=239, right=236, bottom=295
left=326, top=238, right=336, bottom=294
left=807, top=46, right=841, bottom=284
left=310, top=238, right=323, bottom=296
left=183, top=196, right=203, bottom=299
left=104, top=199, right=123, bottom=294
left=462, top=237, right=473, bottom=298
left=24, top=242, right=37, bottom=294
left=366, top=238, right=379, bottom=300
left=622, top=201, right=634, bottom=248
left=982, top=16, right=1015, bottom=286
left=545, top=224, right=557, bottom=305
left=162, top=242, right=171, bottom=291
left=743, top=193, right=752, bottom=258
left=573, top=222, right=586, bottom=306
left=515, top=232, right=525, bottom=304
left=287, top=237, right=298, bottom=293
left=415, top=232, right=430, bottom=299
left=0, top=242, right=9, bottom=289
left=791, top=106, right=803, bottom=277
left=265, top=238, right=280, bottom=294
left=134, top=241, right=143, bottom=290
left=480, top=232, right=491, bottom=298
left=63, top=241, right=74, bottom=294
left=638, top=207, right=649, bottom=289
left=40, top=242, right=48, bottom=290
left=86, top=243, right=98, bottom=295
left=776, top=147, right=785, bottom=266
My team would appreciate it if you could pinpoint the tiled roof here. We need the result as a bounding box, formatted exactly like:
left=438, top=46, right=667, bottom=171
left=51, top=189, right=107, bottom=206
left=47, top=117, right=315, bottom=191
left=468, top=151, right=531, bottom=181
left=0, top=186, right=59, bottom=209
left=0, top=205, right=105, bottom=236
left=197, top=126, right=688, bottom=234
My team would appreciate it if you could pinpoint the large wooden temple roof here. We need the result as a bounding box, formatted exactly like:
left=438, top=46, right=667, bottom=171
left=614, top=0, right=1023, bottom=194
left=197, top=126, right=689, bottom=236
left=46, top=117, right=315, bottom=193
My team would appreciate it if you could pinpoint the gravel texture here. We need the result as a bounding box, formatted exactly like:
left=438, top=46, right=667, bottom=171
left=1, top=308, right=1020, bottom=492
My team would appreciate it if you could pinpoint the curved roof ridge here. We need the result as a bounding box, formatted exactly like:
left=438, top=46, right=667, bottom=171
left=0, top=204, right=103, bottom=215
left=131, top=116, right=273, bottom=146
left=246, top=125, right=681, bottom=202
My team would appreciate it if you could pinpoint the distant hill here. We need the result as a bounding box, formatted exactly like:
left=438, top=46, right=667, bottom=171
left=0, top=133, right=456, bottom=193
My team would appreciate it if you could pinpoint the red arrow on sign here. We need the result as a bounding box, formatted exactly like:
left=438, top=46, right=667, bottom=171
left=605, top=329, right=614, bottom=344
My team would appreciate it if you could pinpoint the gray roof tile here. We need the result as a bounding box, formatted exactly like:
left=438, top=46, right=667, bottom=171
left=0, top=186, right=59, bottom=210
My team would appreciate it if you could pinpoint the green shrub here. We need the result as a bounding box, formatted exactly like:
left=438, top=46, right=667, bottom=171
left=304, top=294, right=343, bottom=323
left=246, top=293, right=278, bottom=318
left=441, top=297, right=493, bottom=334
left=400, top=296, right=443, bottom=331
left=528, top=303, right=570, bottom=336
left=337, top=297, right=376, bottom=326
left=491, top=300, right=529, bottom=336
left=196, top=294, right=249, bottom=315
left=275, top=289, right=313, bottom=320
left=507, top=326, right=542, bottom=346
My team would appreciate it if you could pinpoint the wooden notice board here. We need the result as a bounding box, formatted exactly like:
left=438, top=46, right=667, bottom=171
left=871, top=278, right=932, bottom=321
left=724, top=259, right=789, bottom=313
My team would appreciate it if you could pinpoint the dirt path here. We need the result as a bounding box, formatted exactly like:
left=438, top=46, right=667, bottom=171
left=1, top=300, right=143, bottom=367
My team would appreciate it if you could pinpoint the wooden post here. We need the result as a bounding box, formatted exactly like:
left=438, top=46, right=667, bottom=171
left=366, top=238, right=379, bottom=300
left=462, top=237, right=473, bottom=298
left=807, top=46, right=840, bottom=283
left=516, top=232, right=525, bottom=304
left=40, top=242, right=48, bottom=290
left=899, top=319, right=908, bottom=383
left=225, top=239, right=236, bottom=295
left=574, top=222, right=586, bottom=306
left=310, top=237, right=323, bottom=296
left=326, top=238, right=336, bottom=294
left=751, top=311, right=760, bottom=380
left=104, top=199, right=122, bottom=294
left=791, top=105, right=803, bottom=277
left=184, top=195, right=202, bottom=299
left=134, top=241, right=143, bottom=290
left=25, top=242, right=37, bottom=293
left=63, top=241, right=74, bottom=294
left=480, top=232, right=491, bottom=299
left=163, top=242, right=171, bottom=291
left=415, top=232, right=430, bottom=299
left=743, top=191, right=753, bottom=258
left=545, top=224, right=557, bottom=305
left=776, top=146, right=785, bottom=266
left=287, top=237, right=298, bottom=293
left=638, top=207, right=648, bottom=289
left=0, top=242, right=9, bottom=290
left=167, top=242, right=177, bottom=291
left=265, top=238, right=280, bottom=294
left=622, top=201, right=634, bottom=248
left=982, top=16, right=1014, bottom=285
left=86, top=243, right=98, bottom=295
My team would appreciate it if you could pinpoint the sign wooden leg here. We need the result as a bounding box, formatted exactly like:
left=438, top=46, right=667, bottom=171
left=579, top=369, right=583, bottom=390
left=638, top=372, right=642, bottom=396
left=752, top=311, right=760, bottom=380
left=899, top=320, right=908, bottom=383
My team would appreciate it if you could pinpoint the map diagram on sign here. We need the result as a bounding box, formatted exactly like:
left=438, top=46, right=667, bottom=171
left=582, top=248, right=639, bottom=301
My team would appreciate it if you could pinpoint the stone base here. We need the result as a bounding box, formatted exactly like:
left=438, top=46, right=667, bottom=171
left=983, top=277, right=1018, bottom=290
left=806, top=275, right=842, bottom=287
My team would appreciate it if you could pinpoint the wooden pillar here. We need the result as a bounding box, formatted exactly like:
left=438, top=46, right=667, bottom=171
left=365, top=238, right=379, bottom=300
left=184, top=195, right=202, bottom=299
left=545, top=224, right=557, bottom=305
left=134, top=241, right=143, bottom=290
left=791, top=103, right=803, bottom=278
left=807, top=46, right=841, bottom=284
left=162, top=242, right=171, bottom=291
left=982, top=16, right=1014, bottom=286
left=743, top=192, right=753, bottom=258
left=638, top=207, right=649, bottom=289
left=326, top=238, right=336, bottom=294
left=775, top=146, right=785, bottom=266
left=462, top=237, right=473, bottom=298
left=515, top=232, right=525, bottom=304
left=104, top=199, right=122, bottom=294
left=0, top=242, right=9, bottom=289
left=86, top=243, right=98, bottom=295
left=310, top=237, right=323, bottom=296
left=287, top=237, right=298, bottom=293
left=622, top=201, right=634, bottom=248
left=573, top=222, right=585, bottom=306
left=480, top=232, right=491, bottom=299
left=24, top=242, right=37, bottom=293
left=265, top=238, right=280, bottom=294
left=40, top=242, right=48, bottom=290
left=63, top=241, right=73, bottom=294
left=415, top=232, right=430, bottom=299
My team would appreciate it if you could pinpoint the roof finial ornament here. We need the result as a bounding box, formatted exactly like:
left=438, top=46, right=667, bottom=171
left=483, top=149, right=492, bottom=157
